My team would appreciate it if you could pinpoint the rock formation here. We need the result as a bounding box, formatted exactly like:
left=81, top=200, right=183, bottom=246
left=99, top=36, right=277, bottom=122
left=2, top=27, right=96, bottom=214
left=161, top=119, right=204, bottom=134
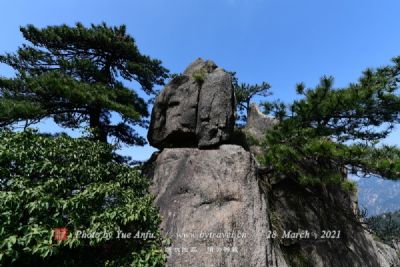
left=149, top=145, right=287, bottom=267
left=269, top=177, right=399, bottom=267
left=244, top=103, right=277, bottom=157
left=145, top=59, right=400, bottom=267
left=245, top=103, right=277, bottom=141
left=148, top=58, right=235, bottom=149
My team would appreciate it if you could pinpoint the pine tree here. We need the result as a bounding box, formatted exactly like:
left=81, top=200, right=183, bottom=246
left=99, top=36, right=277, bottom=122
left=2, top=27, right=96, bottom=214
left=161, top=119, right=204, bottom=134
left=234, top=80, right=271, bottom=125
left=0, top=23, right=169, bottom=145
left=260, top=57, right=400, bottom=186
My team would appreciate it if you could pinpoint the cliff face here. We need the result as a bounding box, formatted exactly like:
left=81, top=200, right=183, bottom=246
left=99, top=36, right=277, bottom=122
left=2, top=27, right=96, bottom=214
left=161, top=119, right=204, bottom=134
left=270, top=177, right=399, bottom=267
left=145, top=59, right=400, bottom=267
left=149, top=145, right=287, bottom=267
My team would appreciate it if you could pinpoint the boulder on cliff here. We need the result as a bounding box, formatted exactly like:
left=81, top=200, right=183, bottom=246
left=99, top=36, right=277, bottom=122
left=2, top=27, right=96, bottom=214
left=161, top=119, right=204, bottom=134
left=147, top=58, right=235, bottom=149
left=145, top=59, right=400, bottom=267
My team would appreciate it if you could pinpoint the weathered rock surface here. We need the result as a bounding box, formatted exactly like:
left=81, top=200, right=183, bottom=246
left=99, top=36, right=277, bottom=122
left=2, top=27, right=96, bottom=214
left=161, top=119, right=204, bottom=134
left=147, top=142, right=400, bottom=267
left=148, top=58, right=235, bottom=149
left=243, top=103, right=277, bottom=157
left=245, top=103, right=277, bottom=141
left=374, top=238, right=400, bottom=267
left=269, top=176, right=400, bottom=267
left=149, top=145, right=286, bottom=267
left=146, top=60, right=399, bottom=267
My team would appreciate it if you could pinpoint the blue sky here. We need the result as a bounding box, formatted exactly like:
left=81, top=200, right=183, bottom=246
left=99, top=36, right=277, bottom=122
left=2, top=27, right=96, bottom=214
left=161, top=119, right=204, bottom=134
left=1, top=0, right=400, bottom=160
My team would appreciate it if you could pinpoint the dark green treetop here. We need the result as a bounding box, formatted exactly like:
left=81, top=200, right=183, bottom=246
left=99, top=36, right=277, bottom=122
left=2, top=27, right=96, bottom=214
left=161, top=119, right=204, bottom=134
left=259, top=57, right=400, bottom=186
left=0, top=23, right=169, bottom=145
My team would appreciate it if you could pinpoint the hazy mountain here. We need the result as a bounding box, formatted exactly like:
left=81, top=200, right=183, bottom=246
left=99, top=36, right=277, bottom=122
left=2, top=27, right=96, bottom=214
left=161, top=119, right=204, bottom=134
left=357, top=176, right=400, bottom=217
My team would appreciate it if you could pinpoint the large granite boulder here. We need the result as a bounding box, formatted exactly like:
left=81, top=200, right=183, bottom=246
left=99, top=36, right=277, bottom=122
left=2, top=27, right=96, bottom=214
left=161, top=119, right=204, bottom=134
left=149, top=145, right=287, bottom=267
left=148, top=58, right=235, bottom=149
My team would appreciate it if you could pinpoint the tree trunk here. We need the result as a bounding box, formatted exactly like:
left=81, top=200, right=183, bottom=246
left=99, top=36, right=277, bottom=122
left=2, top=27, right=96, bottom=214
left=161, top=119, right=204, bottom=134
left=89, top=107, right=107, bottom=143
left=89, top=61, right=111, bottom=143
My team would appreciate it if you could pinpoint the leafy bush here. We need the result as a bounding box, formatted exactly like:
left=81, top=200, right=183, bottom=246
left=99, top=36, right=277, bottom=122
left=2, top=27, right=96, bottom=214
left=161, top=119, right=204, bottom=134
left=0, top=130, right=166, bottom=266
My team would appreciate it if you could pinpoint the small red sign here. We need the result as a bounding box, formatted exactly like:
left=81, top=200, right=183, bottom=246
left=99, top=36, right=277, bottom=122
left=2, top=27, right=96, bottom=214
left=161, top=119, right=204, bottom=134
left=53, top=227, right=68, bottom=241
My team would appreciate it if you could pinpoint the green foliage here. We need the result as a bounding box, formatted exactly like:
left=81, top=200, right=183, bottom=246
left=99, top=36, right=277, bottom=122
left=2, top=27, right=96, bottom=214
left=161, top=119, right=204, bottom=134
left=260, top=129, right=347, bottom=186
left=260, top=57, right=400, bottom=186
left=341, top=180, right=357, bottom=192
left=0, top=130, right=166, bottom=266
left=269, top=211, right=284, bottom=242
left=0, top=23, right=169, bottom=145
left=366, top=210, right=400, bottom=244
left=234, top=80, right=271, bottom=125
left=192, top=69, right=206, bottom=86
left=290, top=71, right=400, bottom=142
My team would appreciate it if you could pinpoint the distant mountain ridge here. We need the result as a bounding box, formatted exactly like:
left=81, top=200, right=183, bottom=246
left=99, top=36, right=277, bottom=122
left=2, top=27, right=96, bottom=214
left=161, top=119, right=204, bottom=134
left=357, top=176, right=400, bottom=217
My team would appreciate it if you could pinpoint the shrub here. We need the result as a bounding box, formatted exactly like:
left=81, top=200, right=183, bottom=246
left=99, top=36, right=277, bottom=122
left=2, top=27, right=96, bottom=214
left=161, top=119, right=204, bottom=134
left=0, top=130, right=166, bottom=266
